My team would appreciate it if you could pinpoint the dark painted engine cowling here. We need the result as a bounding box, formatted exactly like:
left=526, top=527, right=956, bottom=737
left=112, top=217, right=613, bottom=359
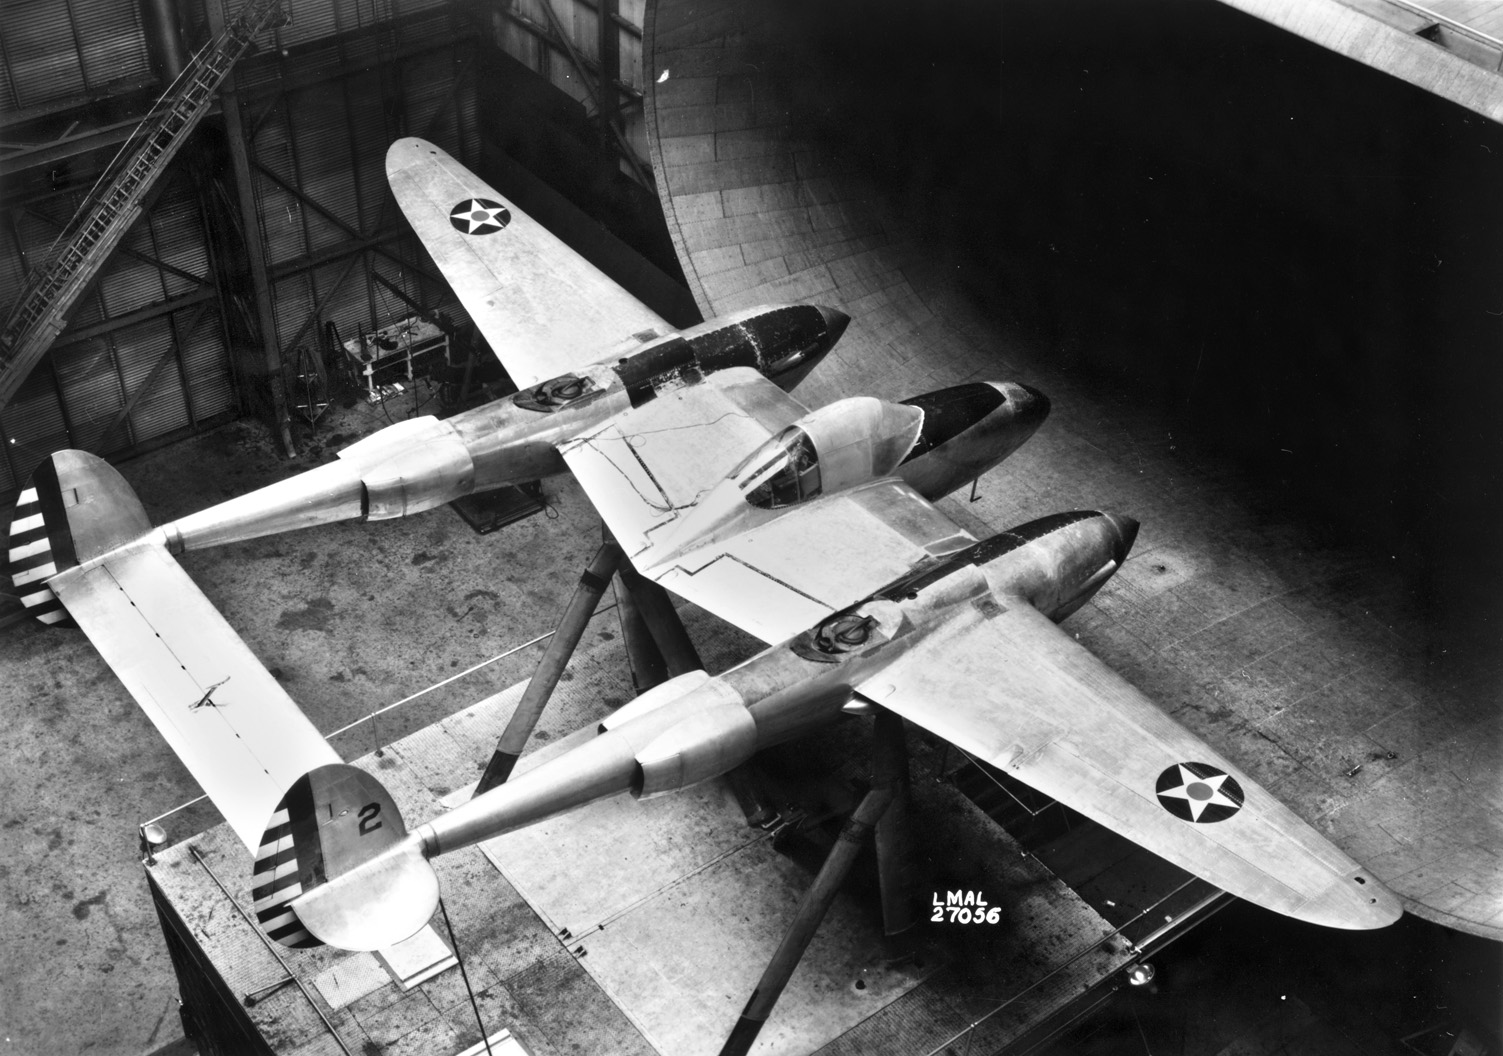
left=895, top=381, right=1050, bottom=500
left=882, top=509, right=1139, bottom=620
left=507, top=303, right=849, bottom=414
left=635, top=302, right=849, bottom=401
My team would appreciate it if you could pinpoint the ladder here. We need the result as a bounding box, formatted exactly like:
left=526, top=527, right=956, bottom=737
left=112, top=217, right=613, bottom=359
left=0, top=0, right=285, bottom=411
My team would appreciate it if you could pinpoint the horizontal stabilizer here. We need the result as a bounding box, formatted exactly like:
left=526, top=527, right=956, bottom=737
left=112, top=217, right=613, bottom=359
left=33, top=451, right=341, bottom=851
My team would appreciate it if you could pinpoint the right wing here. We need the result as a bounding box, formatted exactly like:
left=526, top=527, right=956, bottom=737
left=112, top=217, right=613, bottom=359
left=855, top=597, right=1401, bottom=929
left=387, top=138, right=671, bottom=389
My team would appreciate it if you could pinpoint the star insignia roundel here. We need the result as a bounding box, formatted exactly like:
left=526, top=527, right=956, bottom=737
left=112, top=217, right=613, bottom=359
left=449, top=198, right=511, bottom=236
left=1155, top=762, right=1244, bottom=823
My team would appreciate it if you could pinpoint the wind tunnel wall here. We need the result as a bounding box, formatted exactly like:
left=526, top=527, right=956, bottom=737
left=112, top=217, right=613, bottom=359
left=642, top=0, right=1503, bottom=941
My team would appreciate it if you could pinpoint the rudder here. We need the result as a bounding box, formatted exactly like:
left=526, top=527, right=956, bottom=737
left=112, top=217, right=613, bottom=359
left=253, top=763, right=438, bottom=951
left=8, top=450, right=153, bottom=627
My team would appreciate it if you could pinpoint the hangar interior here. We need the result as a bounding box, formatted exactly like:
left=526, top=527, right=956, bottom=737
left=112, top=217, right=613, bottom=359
left=2, top=0, right=1502, bottom=1054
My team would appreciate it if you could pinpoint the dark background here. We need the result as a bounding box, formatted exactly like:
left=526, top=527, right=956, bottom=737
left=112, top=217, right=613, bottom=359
left=792, top=0, right=1503, bottom=664
left=774, top=0, right=1503, bottom=1048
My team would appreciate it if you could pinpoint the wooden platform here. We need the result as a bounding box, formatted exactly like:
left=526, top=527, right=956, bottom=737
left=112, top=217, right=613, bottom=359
left=145, top=621, right=1163, bottom=1055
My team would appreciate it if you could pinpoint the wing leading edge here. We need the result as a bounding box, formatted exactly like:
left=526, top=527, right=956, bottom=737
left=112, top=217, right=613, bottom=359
left=386, top=137, right=670, bottom=389
left=856, top=597, right=1400, bottom=929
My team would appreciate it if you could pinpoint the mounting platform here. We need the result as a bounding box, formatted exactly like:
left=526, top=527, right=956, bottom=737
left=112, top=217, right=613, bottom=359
left=144, top=623, right=1210, bottom=1055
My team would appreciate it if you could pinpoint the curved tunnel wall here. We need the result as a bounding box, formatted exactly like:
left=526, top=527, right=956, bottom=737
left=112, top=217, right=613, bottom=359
left=643, top=0, right=1503, bottom=940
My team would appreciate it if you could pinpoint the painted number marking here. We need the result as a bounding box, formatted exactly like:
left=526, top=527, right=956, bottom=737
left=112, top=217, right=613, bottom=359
left=930, top=890, right=1001, bottom=924
left=357, top=802, right=383, bottom=836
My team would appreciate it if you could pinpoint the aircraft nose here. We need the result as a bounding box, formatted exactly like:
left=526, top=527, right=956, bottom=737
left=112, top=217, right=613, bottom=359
left=816, top=305, right=851, bottom=346
left=1106, top=513, right=1140, bottom=563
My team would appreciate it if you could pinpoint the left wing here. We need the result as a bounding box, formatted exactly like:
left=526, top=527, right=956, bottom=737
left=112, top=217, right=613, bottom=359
left=856, top=597, right=1402, bottom=930
left=558, top=368, right=975, bottom=643
left=387, top=138, right=670, bottom=389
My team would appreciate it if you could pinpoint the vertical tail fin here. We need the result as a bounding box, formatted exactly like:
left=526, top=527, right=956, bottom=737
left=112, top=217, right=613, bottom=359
left=8, top=450, right=153, bottom=627
left=254, top=763, right=438, bottom=951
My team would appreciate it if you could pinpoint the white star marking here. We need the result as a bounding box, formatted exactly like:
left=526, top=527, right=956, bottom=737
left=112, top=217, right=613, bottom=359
left=449, top=199, right=509, bottom=235
left=1158, top=764, right=1242, bottom=821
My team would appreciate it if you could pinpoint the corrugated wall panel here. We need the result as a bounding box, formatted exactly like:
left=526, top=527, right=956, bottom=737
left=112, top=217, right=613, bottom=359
left=72, top=0, right=151, bottom=90
left=51, top=341, right=125, bottom=452
left=4, top=370, right=71, bottom=481
left=4, top=0, right=87, bottom=106
left=271, top=273, right=315, bottom=351
left=113, top=320, right=191, bottom=442
left=253, top=118, right=310, bottom=265
left=311, top=259, right=372, bottom=350
left=404, top=52, right=469, bottom=154
left=287, top=87, right=358, bottom=252
left=147, top=188, right=212, bottom=299
left=393, top=0, right=447, bottom=18
left=97, top=225, right=169, bottom=316
left=276, top=0, right=340, bottom=48
left=347, top=70, right=396, bottom=235
left=180, top=320, right=235, bottom=420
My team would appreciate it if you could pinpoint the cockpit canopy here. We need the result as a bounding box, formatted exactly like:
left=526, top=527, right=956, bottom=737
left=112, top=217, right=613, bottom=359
left=728, top=397, right=925, bottom=510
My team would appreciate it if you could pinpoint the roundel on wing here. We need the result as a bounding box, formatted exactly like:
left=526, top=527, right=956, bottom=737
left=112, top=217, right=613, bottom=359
left=1155, top=762, right=1244, bottom=823
left=449, top=198, right=511, bottom=235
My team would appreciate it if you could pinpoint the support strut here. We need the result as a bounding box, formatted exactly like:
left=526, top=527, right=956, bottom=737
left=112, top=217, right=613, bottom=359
left=718, top=785, right=896, bottom=1056
left=873, top=708, right=922, bottom=953
left=473, top=540, right=622, bottom=795
left=611, top=564, right=670, bottom=694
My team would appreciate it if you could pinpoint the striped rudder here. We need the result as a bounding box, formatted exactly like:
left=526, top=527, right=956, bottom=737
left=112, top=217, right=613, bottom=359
left=8, top=450, right=153, bottom=627
left=253, top=763, right=434, bottom=951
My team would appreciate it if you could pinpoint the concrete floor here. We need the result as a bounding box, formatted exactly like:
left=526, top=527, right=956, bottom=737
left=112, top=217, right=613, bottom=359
left=0, top=389, right=616, bottom=1055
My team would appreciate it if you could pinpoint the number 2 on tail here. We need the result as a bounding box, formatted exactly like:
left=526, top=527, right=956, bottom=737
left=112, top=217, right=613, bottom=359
left=357, top=802, right=382, bottom=836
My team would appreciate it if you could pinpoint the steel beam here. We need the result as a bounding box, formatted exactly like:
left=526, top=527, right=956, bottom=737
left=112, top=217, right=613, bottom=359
left=207, top=0, right=294, bottom=458
left=51, top=286, right=216, bottom=349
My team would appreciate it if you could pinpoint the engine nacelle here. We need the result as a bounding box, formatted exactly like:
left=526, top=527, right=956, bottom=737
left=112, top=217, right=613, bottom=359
left=631, top=698, right=759, bottom=799
left=876, top=510, right=1140, bottom=622
left=338, top=416, right=476, bottom=519
left=895, top=381, right=1050, bottom=501
left=597, top=670, right=714, bottom=732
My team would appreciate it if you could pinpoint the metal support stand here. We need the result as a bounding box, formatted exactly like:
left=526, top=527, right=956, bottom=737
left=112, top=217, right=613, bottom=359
left=873, top=708, right=922, bottom=955
left=718, top=706, right=920, bottom=1053
left=614, top=559, right=701, bottom=676
left=718, top=785, right=896, bottom=1056
left=473, top=541, right=622, bottom=795
left=611, top=564, right=670, bottom=694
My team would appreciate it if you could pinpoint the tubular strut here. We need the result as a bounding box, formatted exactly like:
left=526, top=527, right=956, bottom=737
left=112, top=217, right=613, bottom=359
left=717, top=705, right=918, bottom=1055
left=474, top=539, right=623, bottom=795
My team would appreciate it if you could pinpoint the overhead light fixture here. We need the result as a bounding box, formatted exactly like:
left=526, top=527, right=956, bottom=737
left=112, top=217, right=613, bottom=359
left=1126, top=962, right=1156, bottom=987
left=657, top=69, right=670, bottom=83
